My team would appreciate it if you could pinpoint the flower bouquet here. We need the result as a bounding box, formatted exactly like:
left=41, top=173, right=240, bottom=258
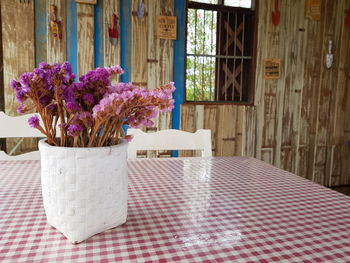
left=11, top=61, right=175, bottom=147
left=11, top=62, right=175, bottom=243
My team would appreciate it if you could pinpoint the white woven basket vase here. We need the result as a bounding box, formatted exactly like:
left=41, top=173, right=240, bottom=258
left=38, top=139, right=128, bottom=244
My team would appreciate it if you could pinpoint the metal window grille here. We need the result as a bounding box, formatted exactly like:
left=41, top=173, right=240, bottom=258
left=186, top=0, right=256, bottom=103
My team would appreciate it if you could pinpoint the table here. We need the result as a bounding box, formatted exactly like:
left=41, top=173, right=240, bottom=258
left=1, top=157, right=350, bottom=262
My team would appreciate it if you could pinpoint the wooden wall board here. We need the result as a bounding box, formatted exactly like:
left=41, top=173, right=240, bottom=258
left=1, top=0, right=36, bottom=154
left=254, top=0, right=269, bottom=160
left=279, top=0, right=306, bottom=174
left=327, top=0, right=350, bottom=186
left=47, top=0, right=67, bottom=64
left=104, top=0, right=120, bottom=70
left=244, top=106, right=256, bottom=157
left=216, top=105, right=238, bottom=156
left=180, top=104, right=245, bottom=157
left=77, top=3, right=94, bottom=76
left=180, top=104, right=195, bottom=157
left=35, top=0, right=48, bottom=66
left=299, top=15, right=323, bottom=181
left=131, top=0, right=148, bottom=85
left=2, top=0, right=35, bottom=116
left=203, top=105, right=218, bottom=155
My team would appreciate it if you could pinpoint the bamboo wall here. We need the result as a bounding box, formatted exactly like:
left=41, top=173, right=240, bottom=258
left=1, top=0, right=349, bottom=186
left=181, top=0, right=350, bottom=186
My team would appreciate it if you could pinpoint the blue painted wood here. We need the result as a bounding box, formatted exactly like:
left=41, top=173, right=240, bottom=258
left=67, top=0, right=78, bottom=78
left=34, top=0, right=47, bottom=66
left=94, top=0, right=104, bottom=68
left=120, top=0, right=131, bottom=82
left=172, top=0, right=186, bottom=130
left=172, top=0, right=186, bottom=157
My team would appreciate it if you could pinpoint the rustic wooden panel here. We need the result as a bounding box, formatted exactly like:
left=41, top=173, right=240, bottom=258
left=2, top=0, right=35, bottom=115
left=104, top=0, right=120, bottom=70
left=244, top=106, right=256, bottom=157
left=77, top=3, right=94, bottom=75
left=146, top=0, right=174, bottom=132
left=1, top=0, right=36, bottom=154
left=262, top=92, right=276, bottom=149
left=299, top=14, right=322, bottom=181
left=203, top=105, right=218, bottom=155
left=254, top=0, right=269, bottom=160
left=280, top=0, right=305, bottom=174
left=180, top=104, right=196, bottom=157
left=47, top=0, right=67, bottom=64
left=216, top=105, right=237, bottom=156
left=131, top=0, right=148, bottom=85
left=235, top=106, right=244, bottom=156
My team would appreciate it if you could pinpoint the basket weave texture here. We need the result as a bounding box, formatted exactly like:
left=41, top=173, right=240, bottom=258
left=38, top=140, right=128, bottom=243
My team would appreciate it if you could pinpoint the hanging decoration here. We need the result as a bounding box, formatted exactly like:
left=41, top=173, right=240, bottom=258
left=108, top=13, right=119, bottom=46
left=272, top=0, right=280, bottom=25
left=49, top=5, right=62, bottom=40
left=137, top=0, right=145, bottom=18
left=345, top=3, right=350, bottom=27
left=325, top=40, right=333, bottom=69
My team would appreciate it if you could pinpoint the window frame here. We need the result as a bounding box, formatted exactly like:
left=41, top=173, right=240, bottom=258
left=184, top=0, right=259, bottom=105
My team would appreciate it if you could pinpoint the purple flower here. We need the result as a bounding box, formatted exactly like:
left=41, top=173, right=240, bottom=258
left=17, top=104, right=26, bottom=114
left=66, top=101, right=82, bottom=112
left=83, top=93, right=94, bottom=105
left=347, top=141, right=350, bottom=147
left=38, top=61, right=49, bottom=69
left=39, top=96, right=52, bottom=106
left=61, top=61, right=72, bottom=74
left=28, top=115, right=40, bottom=128
left=10, top=79, right=20, bottom=90
left=61, top=86, right=75, bottom=102
left=67, top=124, right=83, bottom=136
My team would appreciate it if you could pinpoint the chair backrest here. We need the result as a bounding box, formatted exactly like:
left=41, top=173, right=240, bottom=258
left=0, top=111, right=43, bottom=160
left=127, top=128, right=212, bottom=159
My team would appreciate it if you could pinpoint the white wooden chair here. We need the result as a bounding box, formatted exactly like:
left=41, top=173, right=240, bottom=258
left=127, top=128, right=212, bottom=159
left=0, top=111, right=43, bottom=160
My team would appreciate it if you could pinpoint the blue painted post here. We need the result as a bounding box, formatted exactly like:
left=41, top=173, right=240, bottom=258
left=67, top=0, right=78, bottom=78
left=172, top=0, right=186, bottom=157
left=34, top=0, right=47, bottom=66
left=120, top=0, right=132, bottom=133
left=172, top=0, right=186, bottom=130
left=94, top=0, right=104, bottom=68
left=120, top=0, right=132, bottom=83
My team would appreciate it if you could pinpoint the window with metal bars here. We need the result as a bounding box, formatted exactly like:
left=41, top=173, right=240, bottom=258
left=186, top=0, right=257, bottom=103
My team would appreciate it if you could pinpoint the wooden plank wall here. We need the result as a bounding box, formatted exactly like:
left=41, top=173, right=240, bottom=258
left=181, top=0, right=350, bottom=186
left=131, top=0, right=174, bottom=157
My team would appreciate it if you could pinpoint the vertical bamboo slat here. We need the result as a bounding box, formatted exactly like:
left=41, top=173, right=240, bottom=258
left=104, top=0, right=120, bottom=69
left=47, top=0, right=67, bottom=64
left=77, top=3, right=94, bottom=76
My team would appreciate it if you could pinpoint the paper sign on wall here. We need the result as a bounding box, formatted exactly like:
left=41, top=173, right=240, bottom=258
left=156, top=16, right=177, bottom=40
left=305, top=0, right=321, bottom=21
left=264, top=59, right=281, bottom=79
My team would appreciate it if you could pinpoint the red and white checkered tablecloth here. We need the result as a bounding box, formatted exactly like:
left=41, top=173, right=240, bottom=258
left=0, top=157, right=350, bottom=262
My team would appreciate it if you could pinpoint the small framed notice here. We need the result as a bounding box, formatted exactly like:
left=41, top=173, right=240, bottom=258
left=75, top=0, right=97, bottom=4
left=305, top=0, right=321, bottom=21
left=156, top=16, right=177, bottom=40
left=264, top=59, right=281, bottom=79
